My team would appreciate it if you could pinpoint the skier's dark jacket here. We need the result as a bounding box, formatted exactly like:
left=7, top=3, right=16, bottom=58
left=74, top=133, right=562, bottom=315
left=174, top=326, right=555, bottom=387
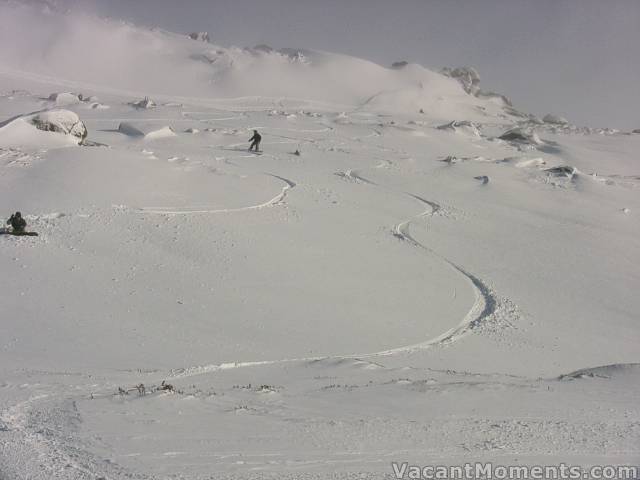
left=249, top=131, right=262, bottom=142
left=7, top=212, right=26, bottom=233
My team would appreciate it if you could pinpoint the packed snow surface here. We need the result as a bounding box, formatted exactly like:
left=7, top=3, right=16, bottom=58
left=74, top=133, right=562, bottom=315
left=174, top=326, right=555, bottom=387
left=0, top=3, right=639, bottom=479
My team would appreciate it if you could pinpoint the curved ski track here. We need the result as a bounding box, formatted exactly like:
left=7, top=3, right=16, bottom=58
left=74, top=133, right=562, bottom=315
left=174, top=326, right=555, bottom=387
left=138, top=173, right=295, bottom=215
left=169, top=166, right=498, bottom=379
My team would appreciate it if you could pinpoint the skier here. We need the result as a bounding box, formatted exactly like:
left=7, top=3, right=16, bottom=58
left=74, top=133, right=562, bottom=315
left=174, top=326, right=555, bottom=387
left=7, top=212, right=27, bottom=234
left=248, top=130, right=262, bottom=152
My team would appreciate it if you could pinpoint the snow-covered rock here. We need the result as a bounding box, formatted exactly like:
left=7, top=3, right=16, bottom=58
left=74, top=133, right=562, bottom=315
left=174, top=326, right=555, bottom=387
left=188, top=32, right=210, bottom=43
left=543, top=113, right=569, bottom=125
left=499, top=127, right=541, bottom=145
left=436, top=120, right=480, bottom=137
left=545, top=165, right=577, bottom=178
left=118, top=122, right=145, bottom=137
left=129, top=97, right=156, bottom=109
left=48, top=92, right=81, bottom=106
left=391, top=61, right=409, bottom=70
left=441, top=66, right=480, bottom=95
left=31, top=109, right=87, bottom=143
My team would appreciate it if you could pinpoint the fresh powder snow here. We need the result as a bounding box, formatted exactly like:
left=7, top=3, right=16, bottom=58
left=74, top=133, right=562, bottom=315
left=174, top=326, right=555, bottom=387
left=0, top=2, right=638, bottom=479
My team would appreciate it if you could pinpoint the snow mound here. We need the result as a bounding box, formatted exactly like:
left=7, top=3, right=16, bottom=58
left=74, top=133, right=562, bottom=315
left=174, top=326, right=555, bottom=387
left=31, top=110, right=87, bottom=143
left=48, top=92, right=80, bottom=106
left=514, top=157, right=546, bottom=168
left=144, top=126, right=176, bottom=140
left=117, top=122, right=175, bottom=140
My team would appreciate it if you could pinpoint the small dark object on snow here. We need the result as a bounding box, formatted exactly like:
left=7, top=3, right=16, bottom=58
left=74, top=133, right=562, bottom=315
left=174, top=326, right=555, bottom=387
left=158, top=380, right=175, bottom=392
left=136, top=383, right=146, bottom=396
left=294, top=149, right=301, bottom=156
left=248, top=130, right=262, bottom=152
left=545, top=166, right=576, bottom=177
left=391, top=61, right=408, bottom=70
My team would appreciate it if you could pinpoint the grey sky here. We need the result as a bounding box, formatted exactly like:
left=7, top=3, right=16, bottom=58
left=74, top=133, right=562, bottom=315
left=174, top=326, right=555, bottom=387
left=89, top=0, right=639, bottom=129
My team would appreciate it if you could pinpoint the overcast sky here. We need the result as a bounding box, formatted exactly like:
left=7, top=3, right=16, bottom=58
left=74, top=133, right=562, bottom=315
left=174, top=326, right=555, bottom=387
left=88, top=0, right=639, bottom=129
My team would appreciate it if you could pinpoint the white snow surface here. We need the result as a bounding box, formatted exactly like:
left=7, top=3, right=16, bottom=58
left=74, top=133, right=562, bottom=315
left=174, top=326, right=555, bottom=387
left=0, top=3, right=639, bottom=479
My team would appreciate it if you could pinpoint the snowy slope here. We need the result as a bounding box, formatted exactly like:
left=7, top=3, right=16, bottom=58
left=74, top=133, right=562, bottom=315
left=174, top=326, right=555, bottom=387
left=0, top=1, right=512, bottom=121
left=0, top=2, right=639, bottom=479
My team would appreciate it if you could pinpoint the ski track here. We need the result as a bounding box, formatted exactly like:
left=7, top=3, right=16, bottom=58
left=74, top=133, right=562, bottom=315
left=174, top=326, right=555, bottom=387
left=137, top=173, right=295, bottom=215
left=168, top=166, right=499, bottom=380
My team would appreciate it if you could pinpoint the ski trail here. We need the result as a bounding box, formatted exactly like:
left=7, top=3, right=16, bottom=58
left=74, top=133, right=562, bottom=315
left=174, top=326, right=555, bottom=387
left=137, top=174, right=295, bottom=215
left=169, top=170, right=498, bottom=380
left=168, top=174, right=498, bottom=378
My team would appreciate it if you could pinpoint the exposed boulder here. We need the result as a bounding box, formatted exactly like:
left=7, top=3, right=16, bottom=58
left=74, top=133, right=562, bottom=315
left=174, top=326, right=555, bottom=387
left=441, top=66, right=481, bottom=95
left=545, top=166, right=577, bottom=178
left=499, top=127, right=541, bottom=145
left=129, top=97, right=156, bottom=109
left=277, top=48, right=310, bottom=63
left=442, top=66, right=513, bottom=107
left=118, top=122, right=145, bottom=137
left=253, top=44, right=274, bottom=54
left=543, top=113, right=569, bottom=125
left=391, top=61, right=409, bottom=70
left=188, top=32, right=211, bottom=43
left=31, top=110, right=87, bottom=144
